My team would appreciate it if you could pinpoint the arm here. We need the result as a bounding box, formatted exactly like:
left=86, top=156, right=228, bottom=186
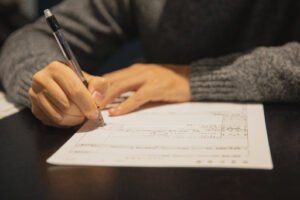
left=98, top=42, right=300, bottom=116
left=0, top=0, right=136, bottom=107
left=190, top=42, right=300, bottom=102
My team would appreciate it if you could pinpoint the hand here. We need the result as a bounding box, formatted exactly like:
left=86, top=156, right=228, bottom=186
left=29, top=61, right=107, bottom=127
left=100, top=63, right=192, bottom=116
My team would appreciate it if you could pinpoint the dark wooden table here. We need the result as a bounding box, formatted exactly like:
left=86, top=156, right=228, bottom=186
left=0, top=104, right=299, bottom=200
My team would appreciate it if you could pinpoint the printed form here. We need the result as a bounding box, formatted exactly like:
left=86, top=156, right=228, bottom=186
left=47, top=103, right=273, bottom=169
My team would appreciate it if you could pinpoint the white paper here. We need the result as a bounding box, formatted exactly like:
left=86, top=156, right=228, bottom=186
left=47, top=103, right=273, bottom=169
left=0, top=92, right=23, bottom=119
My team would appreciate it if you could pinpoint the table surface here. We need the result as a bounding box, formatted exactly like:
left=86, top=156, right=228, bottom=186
left=0, top=104, right=299, bottom=200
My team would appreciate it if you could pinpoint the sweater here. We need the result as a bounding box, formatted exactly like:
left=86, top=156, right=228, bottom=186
left=1, top=0, right=300, bottom=107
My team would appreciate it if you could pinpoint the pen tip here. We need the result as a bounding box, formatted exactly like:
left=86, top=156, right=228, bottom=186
left=97, top=108, right=106, bottom=127
left=44, top=9, right=52, bottom=18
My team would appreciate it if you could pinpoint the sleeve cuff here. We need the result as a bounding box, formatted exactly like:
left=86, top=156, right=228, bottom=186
left=189, top=63, right=239, bottom=102
left=6, top=55, right=58, bottom=108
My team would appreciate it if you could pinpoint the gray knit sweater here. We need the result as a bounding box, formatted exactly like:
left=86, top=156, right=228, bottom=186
left=1, top=0, right=300, bottom=107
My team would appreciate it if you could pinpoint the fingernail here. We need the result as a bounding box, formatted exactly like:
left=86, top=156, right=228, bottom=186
left=92, top=91, right=104, bottom=101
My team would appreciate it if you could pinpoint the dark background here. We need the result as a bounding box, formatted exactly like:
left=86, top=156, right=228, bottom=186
left=38, top=0, right=62, bottom=16
left=0, top=0, right=62, bottom=47
left=0, top=0, right=142, bottom=75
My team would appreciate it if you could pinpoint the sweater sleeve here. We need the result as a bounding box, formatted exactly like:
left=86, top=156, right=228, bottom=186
left=0, top=0, right=136, bottom=107
left=189, top=42, right=300, bottom=102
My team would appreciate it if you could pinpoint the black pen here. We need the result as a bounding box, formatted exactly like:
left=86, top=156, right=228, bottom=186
left=44, top=9, right=105, bottom=126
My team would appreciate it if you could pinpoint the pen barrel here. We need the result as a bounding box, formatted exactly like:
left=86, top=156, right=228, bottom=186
left=44, top=9, right=105, bottom=126
left=53, top=30, right=87, bottom=83
left=82, top=80, right=89, bottom=88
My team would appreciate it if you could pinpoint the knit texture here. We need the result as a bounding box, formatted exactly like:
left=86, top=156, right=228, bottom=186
left=1, top=0, right=300, bottom=107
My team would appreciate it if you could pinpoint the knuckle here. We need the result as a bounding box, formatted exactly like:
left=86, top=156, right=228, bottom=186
left=28, top=88, right=35, bottom=97
left=47, top=61, right=67, bottom=75
left=101, top=78, right=109, bottom=86
left=48, top=61, right=61, bottom=69
left=91, top=77, right=108, bottom=88
left=32, top=71, right=44, bottom=83
left=98, top=79, right=109, bottom=92
left=69, top=87, right=82, bottom=98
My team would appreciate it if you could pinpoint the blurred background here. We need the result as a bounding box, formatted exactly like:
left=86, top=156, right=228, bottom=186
left=0, top=0, right=142, bottom=74
left=0, top=0, right=62, bottom=47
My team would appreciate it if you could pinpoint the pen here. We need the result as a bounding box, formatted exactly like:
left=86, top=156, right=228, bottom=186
left=44, top=9, right=105, bottom=127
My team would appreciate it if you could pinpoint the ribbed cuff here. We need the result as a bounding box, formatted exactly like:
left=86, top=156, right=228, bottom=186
left=189, top=63, right=239, bottom=101
left=17, top=68, right=38, bottom=107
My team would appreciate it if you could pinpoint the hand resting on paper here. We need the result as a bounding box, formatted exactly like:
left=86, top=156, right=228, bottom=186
left=100, top=63, right=192, bottom=116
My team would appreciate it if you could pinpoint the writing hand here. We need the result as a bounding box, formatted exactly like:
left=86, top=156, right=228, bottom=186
left=29, top=61, right=107, bottom=127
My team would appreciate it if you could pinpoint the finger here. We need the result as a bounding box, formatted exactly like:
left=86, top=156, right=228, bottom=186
left=30, top=88, right=85, bottom=127
left=60, top=115, right=85, bottom=127
left=50, top=64, right=98, bottom=120
left=109, top=85, right=151, bottom=116
left=98, top=76, right=145, bottom=109
left=33, top=105, right=57, bottom=126
left=38, top=90, right=86, bottom=126
left=31, top=89, right=63, bottom=124
left=59, top=103, right=85, bottom=127
left=29, top=91, right=55, bottom=126
left=32, top=78, right=70, bottom=111
left=88, top=77, right=108, bottom=104
left=33, top=103, right=83, bottom=128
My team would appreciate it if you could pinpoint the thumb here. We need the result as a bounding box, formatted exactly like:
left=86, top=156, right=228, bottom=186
left=88, top=77, right=108, bottom=104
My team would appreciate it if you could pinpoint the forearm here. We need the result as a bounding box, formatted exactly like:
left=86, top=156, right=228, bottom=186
left=190, top=42, right=300, bottom=102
